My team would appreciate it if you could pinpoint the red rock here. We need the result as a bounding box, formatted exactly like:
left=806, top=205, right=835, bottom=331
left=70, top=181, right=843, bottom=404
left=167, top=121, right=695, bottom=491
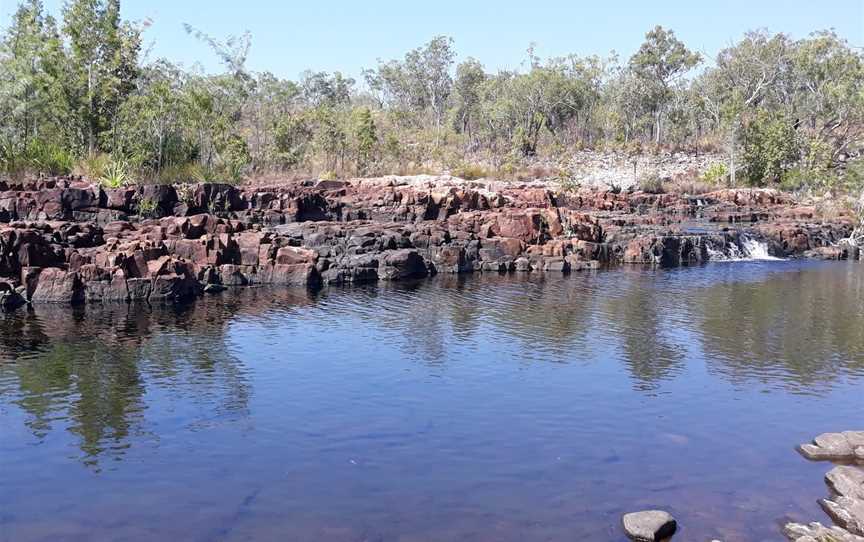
left=28, top=267, right=84, bottom=304
left=275, top=246, right=317, bottom=265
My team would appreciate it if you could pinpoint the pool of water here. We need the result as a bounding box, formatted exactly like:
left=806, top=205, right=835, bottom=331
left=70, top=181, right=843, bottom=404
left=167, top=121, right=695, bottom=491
left=2, top=261, right=863, bottom=541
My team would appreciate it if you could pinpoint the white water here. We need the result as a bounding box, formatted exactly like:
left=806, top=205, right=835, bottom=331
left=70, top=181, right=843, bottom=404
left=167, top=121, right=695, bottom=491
left=707, top=236, right=782, bottom=262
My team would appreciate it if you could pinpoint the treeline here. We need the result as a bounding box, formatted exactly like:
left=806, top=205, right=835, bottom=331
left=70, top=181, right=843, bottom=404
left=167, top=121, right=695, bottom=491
left=1, top=0, right=863, bottom=191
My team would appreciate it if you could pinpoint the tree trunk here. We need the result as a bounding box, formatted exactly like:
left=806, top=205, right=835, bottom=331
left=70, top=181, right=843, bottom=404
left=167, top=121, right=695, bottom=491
left=729, top=129, right=736, bottom=187
left=87, top=63, right=95, bottom=156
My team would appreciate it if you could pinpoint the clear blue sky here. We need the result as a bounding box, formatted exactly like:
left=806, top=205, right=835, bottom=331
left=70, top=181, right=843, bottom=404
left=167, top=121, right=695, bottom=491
left=2, top=0, right=863, bottom=80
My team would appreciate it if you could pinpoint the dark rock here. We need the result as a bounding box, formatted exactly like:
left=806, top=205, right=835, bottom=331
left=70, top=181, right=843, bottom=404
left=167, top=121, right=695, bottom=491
left=379, top=249, right=428, bottom=280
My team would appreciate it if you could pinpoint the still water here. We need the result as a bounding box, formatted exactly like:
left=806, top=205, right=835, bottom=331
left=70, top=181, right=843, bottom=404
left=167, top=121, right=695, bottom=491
left=2, top=261, right=863, bottom=541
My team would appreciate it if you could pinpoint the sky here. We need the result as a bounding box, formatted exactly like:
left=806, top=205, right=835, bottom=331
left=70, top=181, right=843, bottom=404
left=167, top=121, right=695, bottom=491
left=1, top=0, right=863, bottom=81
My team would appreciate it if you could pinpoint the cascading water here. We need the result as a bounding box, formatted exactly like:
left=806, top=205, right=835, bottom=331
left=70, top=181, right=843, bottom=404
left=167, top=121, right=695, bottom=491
left=740, top=238, right=780, bottom=260
left=706, top=235, right=782, bottom=262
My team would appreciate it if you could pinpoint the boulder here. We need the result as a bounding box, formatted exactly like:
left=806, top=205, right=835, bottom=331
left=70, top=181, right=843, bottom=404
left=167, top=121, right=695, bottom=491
left=27, top=267, right=84, bottom=304
left=379, top=249, right=428, bottom=280
left=820, top=466, right=864, bottom=536
left=799, top=432, right=864, bottom=461
left=622, top=510, right=677, bottom=542
left=0, top=280, right=25, bottom=311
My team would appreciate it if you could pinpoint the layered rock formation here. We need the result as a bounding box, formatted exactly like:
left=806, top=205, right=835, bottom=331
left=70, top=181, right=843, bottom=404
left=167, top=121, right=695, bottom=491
left=0, top=175, right=857, bottom=307
left=786, top=432, right=864, bottom=542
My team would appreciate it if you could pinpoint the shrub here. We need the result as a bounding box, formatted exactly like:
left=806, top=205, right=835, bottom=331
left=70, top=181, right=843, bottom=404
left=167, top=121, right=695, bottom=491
left=0, top=140, right=75, bottom=176
left=75, top=153, right=112, bottom=180
left=274, top=114, right=313, bottom=169
left=319, top=170, right=337, bottom=181
left=451, top=162, right=488, bottom=180
left=352, top=107, right=378, bottom=175
left=174, top=182, right=195, bottom=205
left=98, top=157, right=131, bottom=188
left=842, top=158, right=864, bottom=193
left=137, top=197, right=158, bottom=218
left=637, top=172, right=666, bottom=194
left=701, top=162, right=729, bottom=185
left=219, top=134, right=251, bottom=183
left=741, top=111, right=800, bottom=187
left=24, top=140, right=74, bottom=176
left=667, top=177, right=714, bottom=195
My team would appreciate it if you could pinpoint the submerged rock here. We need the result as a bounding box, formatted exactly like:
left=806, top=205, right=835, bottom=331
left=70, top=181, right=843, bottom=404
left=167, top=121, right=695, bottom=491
left=622, top=510, right=677, bottom=541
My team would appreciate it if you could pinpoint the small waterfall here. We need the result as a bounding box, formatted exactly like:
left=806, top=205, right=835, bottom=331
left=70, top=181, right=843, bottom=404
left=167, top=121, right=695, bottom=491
left=707, top=235, right=781, bottom=262
left=740, top=237, right=780, bottom=260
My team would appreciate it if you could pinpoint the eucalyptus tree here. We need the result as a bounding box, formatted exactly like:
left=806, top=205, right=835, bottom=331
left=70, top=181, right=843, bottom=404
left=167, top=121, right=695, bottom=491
left=63, top=0, right=141, bottom=155
left=365, top=36, right=455, bottom=143
left=452, top=58, right=486, bottom=146
left=629, top=26, right=701, bottom=144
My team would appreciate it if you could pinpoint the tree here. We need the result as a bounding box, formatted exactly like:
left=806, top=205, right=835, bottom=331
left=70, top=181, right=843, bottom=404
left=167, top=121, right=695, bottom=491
left=300, top=71, right=354, bottom=108
left=113, top=60, right=191, bottom=173
left=791, top=31, right=864, bottom=164
left=452, top=58, right=486, bottom=145
left=367, top=36, right=455, bottom=144
left=273, top=112, right=312, bottom=169
left=352, top=107, right=377, bottom=174
left=63, top=0, right=141, bottom=155
left=741, top=110, right=800, bottom=186
left=313, top=106, right=346, bottom=173
left=0, top=0, right=70, bottom=160
left=629, top=26, right=701, bottom=144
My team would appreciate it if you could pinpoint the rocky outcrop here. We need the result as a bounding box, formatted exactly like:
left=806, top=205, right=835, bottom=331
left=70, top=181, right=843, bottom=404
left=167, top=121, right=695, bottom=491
left=0, top=175, right=857, bottom=306
left=799, top=432, right=864, bottom=462
left=786, top=432, right=864, bottom=542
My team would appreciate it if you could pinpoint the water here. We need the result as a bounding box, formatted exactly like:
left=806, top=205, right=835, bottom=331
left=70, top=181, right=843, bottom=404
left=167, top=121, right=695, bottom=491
left=2, top=261, right=864, bottom=541
left=706, top=236, right=782, bottom=262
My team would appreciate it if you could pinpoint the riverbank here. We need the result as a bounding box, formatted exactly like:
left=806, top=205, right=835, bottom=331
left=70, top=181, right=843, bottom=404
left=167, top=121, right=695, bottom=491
left=0, top=175, right=859, bottom=307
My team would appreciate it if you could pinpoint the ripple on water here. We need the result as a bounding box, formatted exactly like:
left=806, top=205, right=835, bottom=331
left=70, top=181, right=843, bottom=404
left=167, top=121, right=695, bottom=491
left=0, top=261, right=863, bottom=541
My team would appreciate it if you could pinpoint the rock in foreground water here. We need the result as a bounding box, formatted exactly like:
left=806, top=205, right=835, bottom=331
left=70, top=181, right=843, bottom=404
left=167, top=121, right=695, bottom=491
left=799, top=432, right=864, bottom=461
left=784, top=521, right=864, bottom=542
left=622, top=510, right=677, bottom=541
left=787, top=433, right=864, bottom=542
left=821, top=466, right=864, bottom=536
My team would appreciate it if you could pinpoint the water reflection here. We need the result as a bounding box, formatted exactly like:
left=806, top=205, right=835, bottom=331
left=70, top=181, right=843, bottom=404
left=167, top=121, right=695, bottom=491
left=1, top=261, right=864, bottom=541
left=0, top=302, right=255, bottom=469
left=691, top=263, right=864, bottom=391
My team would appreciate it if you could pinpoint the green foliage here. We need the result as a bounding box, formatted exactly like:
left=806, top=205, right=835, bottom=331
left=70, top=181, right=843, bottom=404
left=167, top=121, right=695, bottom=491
left=0, top=139, right=74, bottom=175
left=0, top=1, right=862, bottom=197
left=98, top=156, right=130, bottom=188
left=841, top=159, right=864, bottom=193
left=741, top=111, right=800, bottom=186
left=701, top=162, right=729, bottom=185
left=313, top=106, right=346, bottom=172
left=273, top=113, right=312, bottom=169
left=629, top=26, right=702, bottom=144
left=216, top=132, right=251, bottom=182
left=351, top=107, right=378, bottom=175
left=75, top=153, right=111, bottom=179
left=137, top=197, right=157, bottom=218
